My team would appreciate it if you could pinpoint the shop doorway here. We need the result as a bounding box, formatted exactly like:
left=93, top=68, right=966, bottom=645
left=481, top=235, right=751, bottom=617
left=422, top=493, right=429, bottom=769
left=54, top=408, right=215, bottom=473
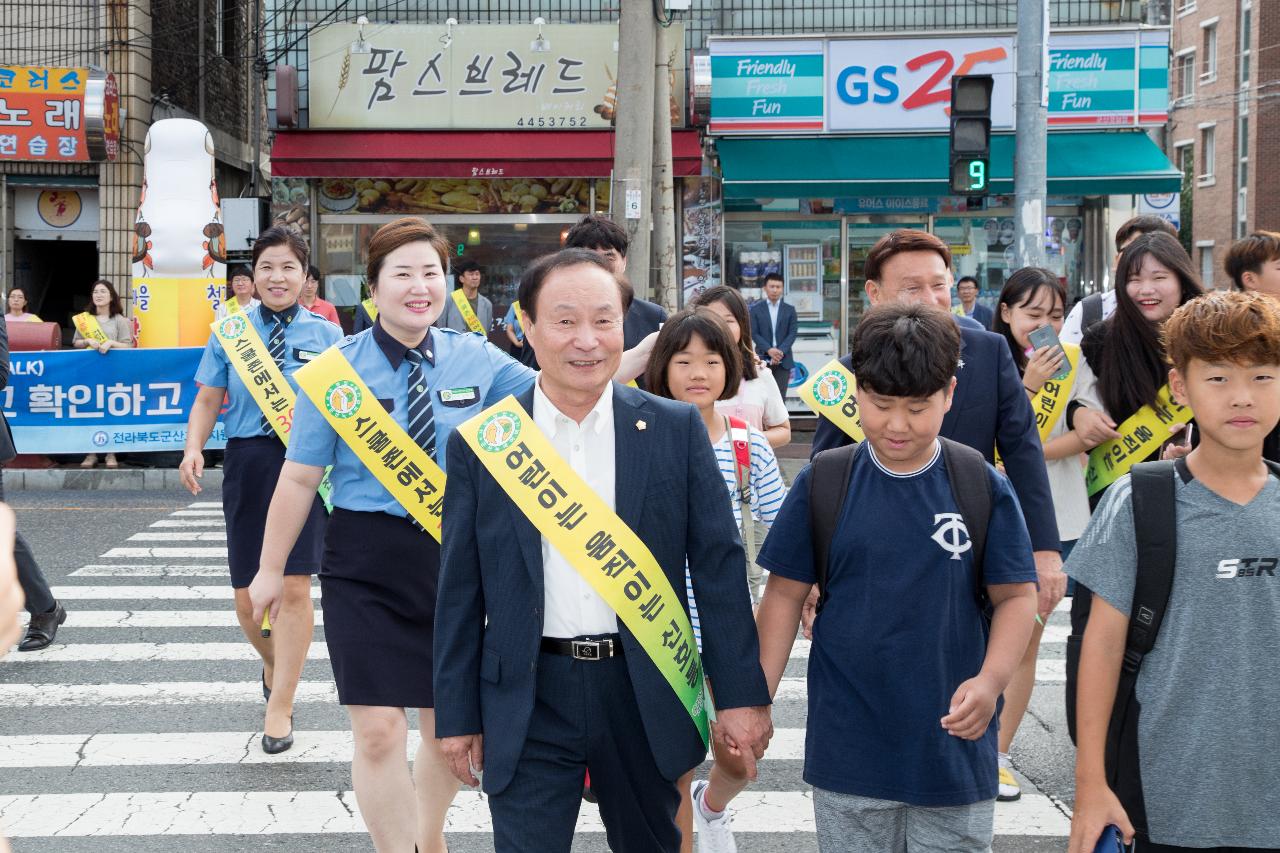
left=12, top=238, right=99, bottom=344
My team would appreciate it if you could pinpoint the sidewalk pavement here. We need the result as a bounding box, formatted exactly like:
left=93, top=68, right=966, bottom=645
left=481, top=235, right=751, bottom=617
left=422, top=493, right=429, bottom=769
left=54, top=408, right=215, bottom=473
left=3, top=468, right=224, bottom=491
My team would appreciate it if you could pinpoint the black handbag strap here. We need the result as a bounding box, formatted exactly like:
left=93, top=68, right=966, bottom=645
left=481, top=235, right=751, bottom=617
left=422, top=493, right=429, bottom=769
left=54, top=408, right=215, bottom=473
left=809, top=442, right=860, bottom=614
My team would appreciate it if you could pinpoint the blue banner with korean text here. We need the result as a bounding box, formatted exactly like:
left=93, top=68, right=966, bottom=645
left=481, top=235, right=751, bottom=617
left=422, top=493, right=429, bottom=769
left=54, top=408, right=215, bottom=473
left=1, top=348, right=226, bottom=454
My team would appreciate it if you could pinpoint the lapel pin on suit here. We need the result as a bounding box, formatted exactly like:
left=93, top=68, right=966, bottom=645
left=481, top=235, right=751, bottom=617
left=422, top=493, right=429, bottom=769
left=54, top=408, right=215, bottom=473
left=635, top=419, right=647, bottom=431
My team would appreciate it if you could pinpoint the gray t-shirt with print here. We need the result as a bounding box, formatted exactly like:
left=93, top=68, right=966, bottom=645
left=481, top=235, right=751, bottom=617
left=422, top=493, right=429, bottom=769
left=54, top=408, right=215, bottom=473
left=1066, top=464, right=1280, bottom=848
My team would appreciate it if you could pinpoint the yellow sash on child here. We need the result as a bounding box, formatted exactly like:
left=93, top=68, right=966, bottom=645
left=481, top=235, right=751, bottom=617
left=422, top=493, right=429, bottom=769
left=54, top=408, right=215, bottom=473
left=293, top=347, right=448, bottom=541
left=1085, top=384, right=1192, bottom=496
left=460, top=396, right=711, bottom=745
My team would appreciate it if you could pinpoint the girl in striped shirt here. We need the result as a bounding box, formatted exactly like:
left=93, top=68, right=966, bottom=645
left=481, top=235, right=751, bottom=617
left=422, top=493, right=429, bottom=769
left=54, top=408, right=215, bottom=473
left=645, top=307, right=787, bottom=853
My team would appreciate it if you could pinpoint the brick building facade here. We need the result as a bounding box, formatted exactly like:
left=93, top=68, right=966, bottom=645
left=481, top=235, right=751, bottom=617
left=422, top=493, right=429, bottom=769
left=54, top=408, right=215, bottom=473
left=1168, top=0, right=1279, bottom=288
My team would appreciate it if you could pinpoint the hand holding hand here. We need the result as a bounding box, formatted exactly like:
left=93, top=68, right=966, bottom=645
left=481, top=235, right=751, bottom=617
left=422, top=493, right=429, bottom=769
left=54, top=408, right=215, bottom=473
left=440, top=734, right=484, bottom=786
left=941, top=674, right=999, bottom=740
left=714, top=705, right=773, bottom=780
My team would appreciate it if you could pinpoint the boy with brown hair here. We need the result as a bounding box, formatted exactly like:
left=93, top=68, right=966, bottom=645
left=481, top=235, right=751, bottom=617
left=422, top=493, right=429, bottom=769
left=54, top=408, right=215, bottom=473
left=1068, top=290, right=1280, bottom=852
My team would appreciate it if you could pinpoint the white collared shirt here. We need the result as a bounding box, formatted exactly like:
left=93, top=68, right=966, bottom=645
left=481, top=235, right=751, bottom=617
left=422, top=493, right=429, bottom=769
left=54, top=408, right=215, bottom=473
left=767, top=298, right=780, bottom=345
left=533, top=379, right=619, bottom=638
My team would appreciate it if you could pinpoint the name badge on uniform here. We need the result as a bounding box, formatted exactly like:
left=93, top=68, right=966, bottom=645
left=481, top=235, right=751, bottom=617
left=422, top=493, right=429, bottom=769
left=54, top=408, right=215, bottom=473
left=438, top=386, right=480, bottom=407
left=294, top=348, right=320, bottom=363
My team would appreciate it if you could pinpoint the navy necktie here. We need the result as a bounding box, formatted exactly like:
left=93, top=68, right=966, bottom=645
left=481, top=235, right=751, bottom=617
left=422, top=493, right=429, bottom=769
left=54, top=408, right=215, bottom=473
left=404, top=348, right=436, bottom=461
left=261, top=315, right=286, bottom=436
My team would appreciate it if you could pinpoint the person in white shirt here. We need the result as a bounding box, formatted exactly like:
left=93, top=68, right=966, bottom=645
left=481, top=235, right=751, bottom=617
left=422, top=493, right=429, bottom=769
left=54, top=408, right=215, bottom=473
left=215, top=265, right=260, bottom=319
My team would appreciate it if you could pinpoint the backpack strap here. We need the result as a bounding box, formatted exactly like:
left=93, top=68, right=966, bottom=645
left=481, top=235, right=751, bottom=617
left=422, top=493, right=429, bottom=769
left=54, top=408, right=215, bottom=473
left=1123, top=461, right=1178, bottom=672
left=726, top=417, right=756, bottom=562
left=1081, top=291, right=1104, bottom=333
left=809, top=442, right=861, bottom=614
left=938, top=437, right=993, bottom=603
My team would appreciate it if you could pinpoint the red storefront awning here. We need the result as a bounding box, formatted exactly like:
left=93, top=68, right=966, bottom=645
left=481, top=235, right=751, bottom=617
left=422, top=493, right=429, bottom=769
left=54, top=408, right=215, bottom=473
left=270, top=130, right=705, bottom=179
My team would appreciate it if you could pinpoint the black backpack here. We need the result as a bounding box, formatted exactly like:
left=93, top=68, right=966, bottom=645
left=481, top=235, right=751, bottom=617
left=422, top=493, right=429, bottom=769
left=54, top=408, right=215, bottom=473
left=1074, top=458, right=1280, bottom=835
left=1079, top=291, right=1105, bottom=333
left=808, top=437, right=992, bottom=614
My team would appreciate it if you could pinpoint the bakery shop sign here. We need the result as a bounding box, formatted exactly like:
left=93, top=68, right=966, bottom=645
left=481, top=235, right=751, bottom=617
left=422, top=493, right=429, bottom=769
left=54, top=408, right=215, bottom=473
left=307, top=21, right=685, bottom=130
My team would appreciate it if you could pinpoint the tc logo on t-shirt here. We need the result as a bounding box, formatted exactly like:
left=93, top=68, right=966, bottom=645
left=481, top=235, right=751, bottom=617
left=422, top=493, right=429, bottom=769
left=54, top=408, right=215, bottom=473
left=1215, top=557, right=1278, bottom=579
left=931, top=513, right=972, bottom=561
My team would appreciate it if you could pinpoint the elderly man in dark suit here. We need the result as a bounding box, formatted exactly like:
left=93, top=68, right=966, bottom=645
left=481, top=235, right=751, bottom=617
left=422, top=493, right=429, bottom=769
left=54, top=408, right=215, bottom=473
left=749, top=273, right=798, bottom=401
left=810, top=230, right=1065, bottom=623
left=435, top=249, right=771, bottom=852
left=0, top=314, right=65, bottom=650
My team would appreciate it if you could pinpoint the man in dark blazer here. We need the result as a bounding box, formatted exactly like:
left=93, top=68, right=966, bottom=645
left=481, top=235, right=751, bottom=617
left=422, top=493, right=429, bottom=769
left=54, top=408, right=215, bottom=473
left=810, top=230, right=1065, bottom=621
left=0, top=314, right=65, bottom=650
left=749, top=273, right=798, bottom=401
left=956, top=275, right=994, bottom=329
left=436, top=249, right=772, bottom=852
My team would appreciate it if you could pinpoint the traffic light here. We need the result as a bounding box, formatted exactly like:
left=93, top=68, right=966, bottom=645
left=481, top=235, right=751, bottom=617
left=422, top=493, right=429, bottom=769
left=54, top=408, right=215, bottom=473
left=949, top=75, right=993, bottom=197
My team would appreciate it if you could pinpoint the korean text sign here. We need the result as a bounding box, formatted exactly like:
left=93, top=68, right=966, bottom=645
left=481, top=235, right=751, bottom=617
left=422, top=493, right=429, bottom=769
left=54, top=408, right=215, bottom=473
left=0, top=66, right=92, bottom=162
left=1, top=348, right=227, bottom=454
left=307, top=22, right=685, bottom=130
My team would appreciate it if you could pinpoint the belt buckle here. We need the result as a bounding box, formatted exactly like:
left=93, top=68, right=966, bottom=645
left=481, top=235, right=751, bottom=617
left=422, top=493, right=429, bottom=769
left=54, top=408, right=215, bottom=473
left=571, top=639, right=603, bottom=660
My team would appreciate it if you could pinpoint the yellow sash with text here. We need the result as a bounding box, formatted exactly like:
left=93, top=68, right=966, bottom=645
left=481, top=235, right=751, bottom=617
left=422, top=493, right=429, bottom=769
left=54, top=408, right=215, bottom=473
left=211, top=314, right=297, bottom=443
left=224, top=297, right=244, bottom=316
left=451, top=289, right=486, bottom=334
left=460, top=397, right=711, bottom=745
left=799, top=359, right=865, bottom=443
left=73, top=312, right=110, bottom=346
left=1085, top=384, right=1192, bottom=496
left=294, top=348, right=447, bottom=541
left=1029, top=342, right=1080, bottom=443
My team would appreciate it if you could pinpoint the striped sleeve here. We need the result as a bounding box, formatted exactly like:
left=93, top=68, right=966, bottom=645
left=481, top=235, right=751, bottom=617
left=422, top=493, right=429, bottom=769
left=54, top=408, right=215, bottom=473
left=748, top=427, right=787, bottom=527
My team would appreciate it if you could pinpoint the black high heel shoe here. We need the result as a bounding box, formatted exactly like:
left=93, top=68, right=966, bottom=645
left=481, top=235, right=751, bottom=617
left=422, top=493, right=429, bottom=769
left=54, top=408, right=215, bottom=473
left=261, top=717, right=293, bottom=755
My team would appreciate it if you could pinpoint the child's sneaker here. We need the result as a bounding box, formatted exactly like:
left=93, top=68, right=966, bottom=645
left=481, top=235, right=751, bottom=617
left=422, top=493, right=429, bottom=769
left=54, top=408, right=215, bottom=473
left=691, top=779, right=737, bottom=853
left=997, top=752, right=1021, bottom=802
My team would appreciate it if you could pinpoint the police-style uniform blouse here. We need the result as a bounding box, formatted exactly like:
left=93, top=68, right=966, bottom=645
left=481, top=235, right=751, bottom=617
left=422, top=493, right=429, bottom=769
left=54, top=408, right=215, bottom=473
left=195, top=304, right=343, bottom=439
left=287, top=321, right=537, bottom=517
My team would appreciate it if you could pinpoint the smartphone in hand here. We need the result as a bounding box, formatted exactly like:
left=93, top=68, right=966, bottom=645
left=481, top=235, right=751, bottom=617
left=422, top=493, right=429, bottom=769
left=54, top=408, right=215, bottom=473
left=1028, top=324, right=1072, bottom=381
left=1092, top=825, right=1127, bottom=853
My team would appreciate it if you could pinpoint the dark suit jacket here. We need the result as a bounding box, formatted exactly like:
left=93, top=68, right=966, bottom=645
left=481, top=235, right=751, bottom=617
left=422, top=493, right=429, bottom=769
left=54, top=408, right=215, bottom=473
left=811, top=322, right=1060, bottom=553
left=435, top=383, right=770, bottom=793
left=624, top=298, right=667, bottom=351
left=967, top=302, right=994, bottom=330
left=749, top=299, right=798, bottom=370
left=0, top=317, right=18, bottom=462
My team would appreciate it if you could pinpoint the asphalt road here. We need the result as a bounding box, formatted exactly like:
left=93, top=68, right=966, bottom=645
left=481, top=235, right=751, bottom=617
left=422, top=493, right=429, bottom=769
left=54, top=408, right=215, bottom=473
left=0, top=483, right=1078, bottom=851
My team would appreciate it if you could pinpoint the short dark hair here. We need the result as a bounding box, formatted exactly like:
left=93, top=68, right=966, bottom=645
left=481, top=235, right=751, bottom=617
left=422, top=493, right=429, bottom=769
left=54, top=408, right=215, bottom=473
left=252, top=225, right=309, bottom=270
left=306, top=265, right=322, bottom=283
left=228, top=264, right=252, bottom=280
left=644, top=308, right=743, bottom=401
left=850, top=302, right=960, bottom=399
left=564, top=214, right=629, bottom=257
left=762, top=272, right=784, bottom=286
left=1114, top=215, right=1178, bottom=253
left=1224, top=231, right=1280, bottom=291
left=992, top=267, right=1066, bottom=370
left=90, top=278, right=125, bottom=318
left=956, top=276, right=979, bottom=289
left=863, top=229, right=952, bottom=284
left=517, top=249, right=620, bottom=323
left=454, top=258, right=481, bottom=277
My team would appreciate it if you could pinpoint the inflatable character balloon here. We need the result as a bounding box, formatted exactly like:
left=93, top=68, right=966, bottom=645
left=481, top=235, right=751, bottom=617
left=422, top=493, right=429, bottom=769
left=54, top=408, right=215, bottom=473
left=131, top=119, right=227, bottom=347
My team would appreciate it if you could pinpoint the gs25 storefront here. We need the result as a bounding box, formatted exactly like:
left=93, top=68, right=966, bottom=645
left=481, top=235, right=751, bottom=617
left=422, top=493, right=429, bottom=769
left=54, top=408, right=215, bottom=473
left=709, top=29, right=1180, bottom=393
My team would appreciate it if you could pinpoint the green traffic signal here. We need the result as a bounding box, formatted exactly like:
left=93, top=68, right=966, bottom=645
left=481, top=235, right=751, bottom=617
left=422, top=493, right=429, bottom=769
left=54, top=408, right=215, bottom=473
left=950, top=157, right=989, bottom=194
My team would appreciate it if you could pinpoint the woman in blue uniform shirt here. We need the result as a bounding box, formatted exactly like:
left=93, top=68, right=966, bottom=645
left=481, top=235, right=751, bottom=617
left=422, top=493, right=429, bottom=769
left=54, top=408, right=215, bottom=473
left=250, top=217, right=536, bottom=853
left=179, top=226, right=342, bottom=755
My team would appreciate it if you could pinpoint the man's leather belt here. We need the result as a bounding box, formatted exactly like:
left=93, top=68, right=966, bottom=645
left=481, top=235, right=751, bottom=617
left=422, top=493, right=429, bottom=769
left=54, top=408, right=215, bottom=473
left=540, top=635, right=625, bottom=661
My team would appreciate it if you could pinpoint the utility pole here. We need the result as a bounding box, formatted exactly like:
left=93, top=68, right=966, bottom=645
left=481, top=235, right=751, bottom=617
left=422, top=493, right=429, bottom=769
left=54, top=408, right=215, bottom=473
left=1013, top=0, right=1048, bottom=268
left=613, top=0, right=658, bottom=298
left=651, top=25, right=678, bottom=313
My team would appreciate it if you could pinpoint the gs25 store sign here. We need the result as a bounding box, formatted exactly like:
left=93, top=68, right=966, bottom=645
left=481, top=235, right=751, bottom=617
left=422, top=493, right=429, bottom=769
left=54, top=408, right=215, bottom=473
left=826, top=37, right=1015, bottom=132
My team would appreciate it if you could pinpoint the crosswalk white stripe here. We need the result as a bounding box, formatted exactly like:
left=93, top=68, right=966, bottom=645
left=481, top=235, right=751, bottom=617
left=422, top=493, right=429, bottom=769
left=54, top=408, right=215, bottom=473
left=101, top=547, right=229, bottom=558
left=5, top=643, right=332, bottom=663
left=149, top=519, right=226, bottom=528
left=128, top=532, right=228, bottom=541
left=170, top=510, right=225, bottom=517
left=0, top=729, right=806, bottom=767
left=70, top=565, right=231, bottom=577
left=22, top=610, right=324, bottom=628
left=187, top=502, right=222, bottom=509
left=0, top=681, right=339, bottom=707
left=0, top=790, right=1070, bottom=837
left=51, top=586, right=315, bottom=600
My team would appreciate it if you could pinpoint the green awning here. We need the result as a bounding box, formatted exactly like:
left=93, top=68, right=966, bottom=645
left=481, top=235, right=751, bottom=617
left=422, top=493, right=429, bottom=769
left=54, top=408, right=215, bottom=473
left=717, top=131, right=1182, bottom=199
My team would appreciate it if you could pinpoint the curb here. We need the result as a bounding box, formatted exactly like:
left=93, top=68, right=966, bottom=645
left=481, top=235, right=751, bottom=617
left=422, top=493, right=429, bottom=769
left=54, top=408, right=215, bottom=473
left=4, top=469, right=225, bottom=491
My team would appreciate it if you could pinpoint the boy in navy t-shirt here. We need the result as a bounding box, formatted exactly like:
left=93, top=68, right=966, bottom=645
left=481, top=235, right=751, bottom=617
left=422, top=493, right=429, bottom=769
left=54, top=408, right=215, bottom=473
left=756, top=302, right=1039, bottom=852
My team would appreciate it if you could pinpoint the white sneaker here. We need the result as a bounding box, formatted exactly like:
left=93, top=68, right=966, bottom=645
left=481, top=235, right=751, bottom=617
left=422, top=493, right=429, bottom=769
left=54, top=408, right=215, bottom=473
left=997, top=752, right=1022, bottom=802
left=691, top=779, right=737, bottom=853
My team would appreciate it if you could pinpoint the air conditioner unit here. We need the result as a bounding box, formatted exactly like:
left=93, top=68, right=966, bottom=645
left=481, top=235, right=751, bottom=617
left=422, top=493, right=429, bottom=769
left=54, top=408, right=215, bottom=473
left=222, top=197, right=268, bottom=253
